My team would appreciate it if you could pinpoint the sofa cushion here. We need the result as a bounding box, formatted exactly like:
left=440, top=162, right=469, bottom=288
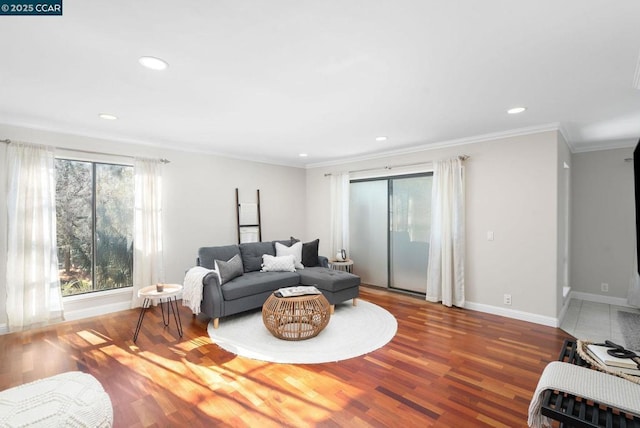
left=239, top=242, right=275, bottom=272
left=261, top=254, right=296, bottom=272
left=198, top=245, right=240, bottom=270
left=221, top=271, right=299, bottom=301
left=215, top=254, right=244, bottom=285
left=297, top=267, right=360, bottom=292
left=275, top=242, right=304, bottom=269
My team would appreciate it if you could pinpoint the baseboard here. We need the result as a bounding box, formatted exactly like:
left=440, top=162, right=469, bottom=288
left=0, top=290, right=182, bottom=334
left=570, top=291, right=634, bottom=307
left=0, top=301, right=132, bottom=335
left=465, top=301, right=559, bottom=327
left=557, top=295, right=571, bottom=328
left=63, top=301, right=132, bottom=322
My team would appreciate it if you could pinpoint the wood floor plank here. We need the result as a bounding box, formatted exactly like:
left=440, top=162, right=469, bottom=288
left=0, top=285, right=571, bottom=427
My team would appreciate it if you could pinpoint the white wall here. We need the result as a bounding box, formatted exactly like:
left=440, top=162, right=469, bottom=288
left=3, top=122, right=610, bottom=327
left=307, top=131, right=562, bottom=324
left=556, top=133, right=572, bottom=315
left=570, top=147, right=635, bottom=301
left=0, top=124, right=306, bottom=325
left=162, top=149, right=307, bottom=284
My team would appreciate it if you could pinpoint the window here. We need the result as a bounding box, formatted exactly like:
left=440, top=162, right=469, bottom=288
left=55, top=159, right=134, bottom=296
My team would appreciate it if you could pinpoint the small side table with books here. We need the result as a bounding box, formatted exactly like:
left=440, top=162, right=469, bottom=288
left=329, top=259, right=353, bottom=273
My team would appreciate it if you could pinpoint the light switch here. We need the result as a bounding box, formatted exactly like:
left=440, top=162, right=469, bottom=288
left=487, top=231, right=494, bottom=241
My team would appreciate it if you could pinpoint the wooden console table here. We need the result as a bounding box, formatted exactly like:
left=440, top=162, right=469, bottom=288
left=540, top=339, right=640, bottom=427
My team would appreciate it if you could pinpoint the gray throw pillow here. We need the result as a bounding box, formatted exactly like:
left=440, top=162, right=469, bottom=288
left=215, top=254, right=244, bottom=285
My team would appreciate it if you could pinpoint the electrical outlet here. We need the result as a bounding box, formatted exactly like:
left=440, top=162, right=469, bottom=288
left=601, top=283, right=609, bottom=292
left=503, top=294, right=512, bottom=305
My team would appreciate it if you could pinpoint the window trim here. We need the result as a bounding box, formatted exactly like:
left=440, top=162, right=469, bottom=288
left=349, top=172, right=433, bottom=293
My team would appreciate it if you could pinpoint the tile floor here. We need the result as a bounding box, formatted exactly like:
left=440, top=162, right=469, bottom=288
left=560, top=299, right=640, bottom=350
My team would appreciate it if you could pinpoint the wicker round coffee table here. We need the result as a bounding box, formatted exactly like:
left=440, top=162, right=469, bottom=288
left=262, top=292, right=331, bottom=341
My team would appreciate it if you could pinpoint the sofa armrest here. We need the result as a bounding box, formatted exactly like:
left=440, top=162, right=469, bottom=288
left=203, top=271, right=220, bottom=287
left=318, top=256, right=329, bottom=268
left=201, top=271, right=224, bottom=319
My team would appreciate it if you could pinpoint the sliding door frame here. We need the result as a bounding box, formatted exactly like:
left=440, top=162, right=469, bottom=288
left=350, top=172, right=433, bottom=292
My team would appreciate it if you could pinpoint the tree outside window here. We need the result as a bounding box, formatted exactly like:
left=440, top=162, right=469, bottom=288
left=55, top=159, right=134, bottom=296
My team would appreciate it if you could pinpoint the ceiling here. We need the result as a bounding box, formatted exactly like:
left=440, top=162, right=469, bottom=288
left=1, top=0, right=640, bottom=168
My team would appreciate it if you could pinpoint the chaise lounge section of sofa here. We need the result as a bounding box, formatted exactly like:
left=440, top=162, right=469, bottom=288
left=197, top=239, right=360, bottom=328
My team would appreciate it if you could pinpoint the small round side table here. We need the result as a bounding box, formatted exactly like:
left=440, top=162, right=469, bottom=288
left=329, top=258, right=354, bottom=273
left=262, top=292, right=331, bottom=341
left=133, top=283, right=184, bottom=342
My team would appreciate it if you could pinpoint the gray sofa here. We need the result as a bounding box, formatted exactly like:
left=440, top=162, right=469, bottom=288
left=197, top=239, right=360, bottom=328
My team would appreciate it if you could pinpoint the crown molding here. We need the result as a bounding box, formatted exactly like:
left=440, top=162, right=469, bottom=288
left=571, top=139, right=637, bottom=154
left=0, top=118, right=305, bottom=169
left=557, top=124, right=576, bottom=152
left=305, top=123, right=562, bottom=169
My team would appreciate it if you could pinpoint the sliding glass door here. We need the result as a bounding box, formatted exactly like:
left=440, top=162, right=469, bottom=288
left=349, top=174, right=432, bottom=293
left=349, top=180, right=388, bottom=287
left=389, top=175, right=432, bottom=292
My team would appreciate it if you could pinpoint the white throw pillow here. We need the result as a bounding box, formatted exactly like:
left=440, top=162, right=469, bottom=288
left=261, top=254, right=296, bottom=272
left=275, top=242, right=304, bottom=270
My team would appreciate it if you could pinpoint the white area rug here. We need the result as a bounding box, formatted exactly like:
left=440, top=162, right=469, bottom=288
left=207, top=300, right=397, bottom=364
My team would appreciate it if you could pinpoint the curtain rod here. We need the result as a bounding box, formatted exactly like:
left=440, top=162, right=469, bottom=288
left=0, top=138, right=170, bottom=164
left=323, top=155, right=469, bottom=177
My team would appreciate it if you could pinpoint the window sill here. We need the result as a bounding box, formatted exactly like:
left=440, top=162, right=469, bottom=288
left=62, top=286, right=133, bottom=303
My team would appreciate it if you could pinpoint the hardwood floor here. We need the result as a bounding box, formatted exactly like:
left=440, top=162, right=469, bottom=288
left=0, top=286, right=572, bottom=427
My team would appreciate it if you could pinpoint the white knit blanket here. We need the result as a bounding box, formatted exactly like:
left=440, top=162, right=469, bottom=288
left=182, top=266, right=213, bottom=315
left=528, top=361, right=640, bottom=427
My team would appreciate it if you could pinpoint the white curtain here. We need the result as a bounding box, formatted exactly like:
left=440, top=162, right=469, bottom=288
left=329, top=172, right=350, bottom=260
left=426, top=157, right=465, bottom=307
left=6, top=142, right=64, bottom=331
left=132, top=158, right=164, bottom=308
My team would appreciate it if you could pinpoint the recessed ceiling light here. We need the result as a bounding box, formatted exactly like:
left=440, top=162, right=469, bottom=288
left=138, top=56, right=169, bottom=71
left=99, top=113, right=118, bottom=120
left=299, top=153, right=308, bottom=157
left=375, top=136, right=388, bottom=141
left=507, top=107, right=526, bottom=114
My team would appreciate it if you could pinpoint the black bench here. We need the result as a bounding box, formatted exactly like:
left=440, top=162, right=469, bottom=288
left=540, top=339, right=640, bottom=427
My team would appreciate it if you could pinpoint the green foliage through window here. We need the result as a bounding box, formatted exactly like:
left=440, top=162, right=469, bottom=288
left=55, top=159, right=134, bottom=296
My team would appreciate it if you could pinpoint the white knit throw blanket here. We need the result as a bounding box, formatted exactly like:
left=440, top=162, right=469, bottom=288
left=182, top=266, right=213, bottom=315
left=528, top=361, right=640, bottom=427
